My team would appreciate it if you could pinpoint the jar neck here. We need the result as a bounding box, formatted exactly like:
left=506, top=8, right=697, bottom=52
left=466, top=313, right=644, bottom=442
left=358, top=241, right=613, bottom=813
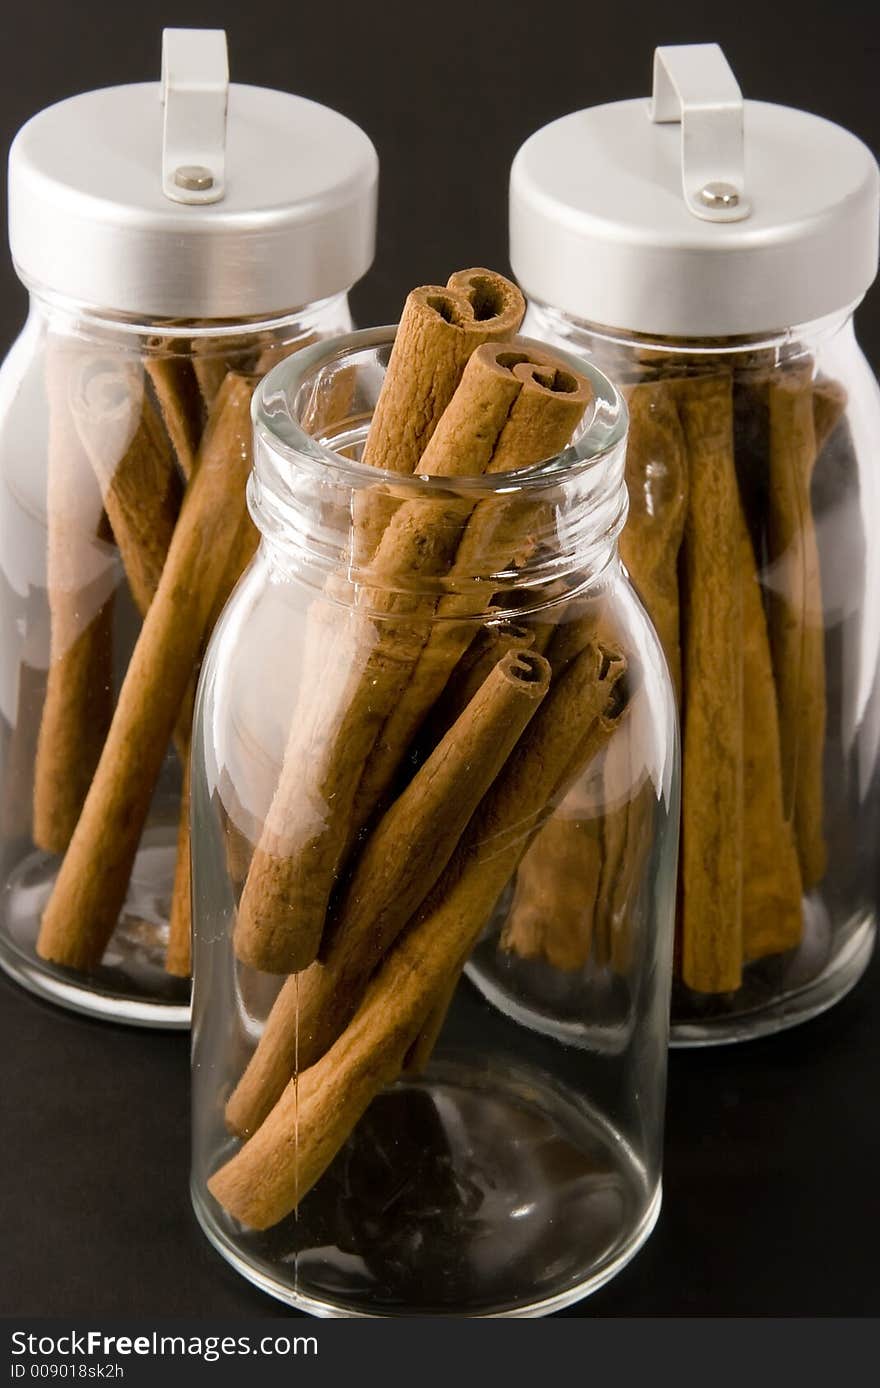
left=526, top=299, right=858, bottom=366
left=248, top=328, right=630, bottom=615
left=25, top=285, right=351, bottom=352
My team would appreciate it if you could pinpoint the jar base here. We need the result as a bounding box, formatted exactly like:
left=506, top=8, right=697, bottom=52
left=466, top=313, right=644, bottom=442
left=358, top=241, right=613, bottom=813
left=0, top=825, right=190, bottom=1028
left=192, top=1058, right=661, bottom=1317
left=670, top=910, right=875, bottom=1046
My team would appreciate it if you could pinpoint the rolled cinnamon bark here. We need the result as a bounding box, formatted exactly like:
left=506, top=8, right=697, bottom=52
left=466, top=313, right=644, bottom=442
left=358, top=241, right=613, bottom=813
left=209, top=640, right=627, bottom=1226
left=234, top=345, right=588, bottom=974
left=738, top=501, right=804, bottom=960
left=767, top=369, right=827, bottom=888
left=502, top=812, right=602, bottom=970
left=33, top=343, right=115, bottom=855
left=226, top=648, right=550, bottom=1136
left=165, top=752, right=193, bottom=978
left=619, top=382, right=688, bottom=701
left=677, top=374, right=744, bottom=994
left=425, top=619, right=535, bottom=743
left=70, top=359, right=183, bottom=620
left=350, top=358, right=592, bottom=835
left=145, top=350, right=204, bottom=479
left=37, top=374, right=256, bottom=971
left=592, top=700, right=653, bottom=974
left=812, top=377, right=847, bottom=455
left=402, top=947, right=468, bottom=1077
left=164, top=509, right=261, bottom=977
left=1, top=662, right=47, bottom=840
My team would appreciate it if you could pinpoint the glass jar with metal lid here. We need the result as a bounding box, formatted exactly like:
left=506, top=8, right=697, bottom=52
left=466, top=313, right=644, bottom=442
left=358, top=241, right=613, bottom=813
left=509, top=43, right=880, bottom=1042
left=0, top=27, right=378, bottom=1026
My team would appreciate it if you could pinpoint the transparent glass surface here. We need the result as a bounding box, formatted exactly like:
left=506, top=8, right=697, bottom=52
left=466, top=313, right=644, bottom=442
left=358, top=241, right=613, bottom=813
left=190, top=328, right=679, bottom=1316
left=525, top=300, right=880, bottom=1044
left=0, top=290, right=352, bottom=1026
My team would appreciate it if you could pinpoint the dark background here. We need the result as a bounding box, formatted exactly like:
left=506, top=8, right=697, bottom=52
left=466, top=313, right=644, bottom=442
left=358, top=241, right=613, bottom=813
left=1, top=0, right=878, bottom=1319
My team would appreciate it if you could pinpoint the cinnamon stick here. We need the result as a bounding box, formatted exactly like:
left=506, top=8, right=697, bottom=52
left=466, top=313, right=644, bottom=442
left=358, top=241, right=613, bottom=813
left=225, top=648, right=550, bottom=1136
left=619, top=382, right=688, bottom=701
left=677, top=374, right=744, bottom=993
left=33, top=343, right=115, bottom=855
left=812, top=378, right=847, bottom=455
left=164, top=508, right=261, bottom=977
left=70, top=359, right=183, bottom=620
left=37, top=373, right=256, bottom=970
left=738, top=499, right=803, bottom=960
left=424, top=619, right=536, bottom=743
left=145, top=350, right=204, bottom=479
left=767, top=370, right=827, bottom=888
left=502, top=811, right=602, bottom=970
left=234, top=344, right=587, bottom=974
left=209, top=640, right=627, bottom=1226
left=592, top=699, right=653, bottom=974
left=165, top=751, right=193, bottom=978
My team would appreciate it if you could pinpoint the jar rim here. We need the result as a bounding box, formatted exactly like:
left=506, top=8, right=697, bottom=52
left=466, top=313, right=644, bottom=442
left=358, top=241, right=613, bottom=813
left=252, top=325, right=628, bottom=498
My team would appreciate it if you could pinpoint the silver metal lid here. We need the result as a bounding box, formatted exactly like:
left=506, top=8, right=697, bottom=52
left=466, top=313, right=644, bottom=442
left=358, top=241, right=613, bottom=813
left=8, top=29, right=378, bottom=319
left=510, top=44, right=880, bottom=336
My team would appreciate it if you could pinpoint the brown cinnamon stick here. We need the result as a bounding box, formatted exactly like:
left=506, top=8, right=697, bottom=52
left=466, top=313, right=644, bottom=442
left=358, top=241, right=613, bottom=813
left=739, top=500, right=804, bottom=960
left=164, top=509, right=261, bottom=977
left=767, top=370, right=827, bottom=888
left=33, top=343, right=115, bottom=855
left=70, top=359, right=183, bottom=620
left=226, top=648, right=550, bottom=1136
left=425, top=619, right=536, bottom=742
left=145, top=350, right=204, bottom=479
left=209, top=640, right=627, bottom=1226
left=619, top=382, right=688, bottom=701
left=502, top=811, right=602, bottom=970
left=234, top=344, right=586, bottom=974
left=677, top=374, right=744, bottom=994
left=37, top=374, right=256, bottom=970
left=165, top=751, right=193, bottom=978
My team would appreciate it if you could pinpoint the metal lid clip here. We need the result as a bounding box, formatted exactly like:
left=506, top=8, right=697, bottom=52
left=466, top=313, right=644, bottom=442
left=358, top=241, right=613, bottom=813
left=161, top=27, right=228, bottom=205
left=649, top=43, right=751, bottom=223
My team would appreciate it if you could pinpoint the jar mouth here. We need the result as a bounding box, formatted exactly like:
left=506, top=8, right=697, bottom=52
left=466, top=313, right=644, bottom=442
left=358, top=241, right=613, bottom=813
left=253, top=325, right=628, bottom=498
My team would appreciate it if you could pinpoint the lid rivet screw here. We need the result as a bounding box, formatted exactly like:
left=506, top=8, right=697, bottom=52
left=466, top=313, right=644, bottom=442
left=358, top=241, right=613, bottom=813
left=699, top=181, right=740, bottom=209
left=174, top=165, right=215, bottom=193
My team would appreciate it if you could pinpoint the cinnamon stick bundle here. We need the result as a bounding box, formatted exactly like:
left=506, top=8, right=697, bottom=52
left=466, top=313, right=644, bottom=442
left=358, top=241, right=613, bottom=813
left=234, top=343, right=590, bottom=974
left=209, top=640, right=627, bottom=1226
left=37, top=374, right=256, bottom=971
left=349, top=360, right=592, bottom=834
left=619, top=381, right=688, bottom=701
left=33, top=343, right=115, bottom=855
left=354, top=268, right=525, bottom=560
left=226, top=648, right=551, bottom=1137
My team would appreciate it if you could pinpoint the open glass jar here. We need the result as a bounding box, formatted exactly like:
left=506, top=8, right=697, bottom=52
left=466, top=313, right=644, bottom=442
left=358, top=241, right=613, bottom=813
left=511, top=43, right=880, bottom=1041
left=0, top=29, right=377, bottom=1025
left=190, top=327, right=679, bottom=1317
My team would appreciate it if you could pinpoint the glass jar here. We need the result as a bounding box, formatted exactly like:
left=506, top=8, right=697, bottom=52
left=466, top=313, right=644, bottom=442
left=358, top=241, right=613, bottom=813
left=0, top=293, right=354, bottom=1026
left=190, top=326, right=679, bottom=1317
left=510, top=43, right=880, bottom=1042
left=0, top=28, right=377, bottom=1025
